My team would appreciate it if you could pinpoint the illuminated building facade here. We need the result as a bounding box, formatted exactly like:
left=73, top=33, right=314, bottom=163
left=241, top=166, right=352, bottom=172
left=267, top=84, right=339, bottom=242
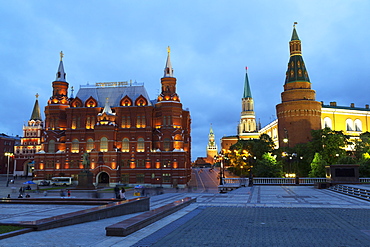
left=13, top=95, right=42, bottom=176
left=33, top=49, right=191, bottom=187
left=222, top=23, right=370, bottom=152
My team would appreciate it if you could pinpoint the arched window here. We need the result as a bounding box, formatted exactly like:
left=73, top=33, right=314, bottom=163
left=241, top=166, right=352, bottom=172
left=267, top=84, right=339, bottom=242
left=122, top=138, right=129, bottom=152
left=346, top=119, right=354, bottom=131
left=71, top=139, right=79, bottom=153
left=354, top=119, right=362, bottom=132
left=86, top=138, right=94, bottom=151
left=137, top=138, right=145, bottom=152
left=323, top=117, right=332, bottom=129
left=100, top=137, right=108, bottom=152
left=48, top=140, right=55, bottom=153
left=163, top=138, right=171, bottom=151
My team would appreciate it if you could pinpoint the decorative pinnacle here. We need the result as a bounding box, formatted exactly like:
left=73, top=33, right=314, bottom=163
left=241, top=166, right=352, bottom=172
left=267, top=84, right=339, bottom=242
left=245, top=66, right=248, bottom=71
left=35, top=93, right=39, bottom=99
left=167, top=46, right=171, bottom=54
left=293, top=22, right=298, bottom=28
left=60, top=51, right=64, bottom=61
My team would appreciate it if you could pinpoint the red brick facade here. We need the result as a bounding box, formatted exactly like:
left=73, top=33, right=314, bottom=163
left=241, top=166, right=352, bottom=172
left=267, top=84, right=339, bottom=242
left=33, top=52, right=191, bottom=187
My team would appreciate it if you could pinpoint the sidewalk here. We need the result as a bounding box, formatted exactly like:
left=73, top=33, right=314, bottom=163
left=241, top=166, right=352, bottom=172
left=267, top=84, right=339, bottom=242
left=1, top=185, right=370, bottom=246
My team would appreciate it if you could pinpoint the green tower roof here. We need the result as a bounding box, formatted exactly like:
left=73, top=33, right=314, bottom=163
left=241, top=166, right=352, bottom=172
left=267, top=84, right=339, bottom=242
left=285, top=23, right=310, bottom=84
left=243, top=67, right=252, bottom=98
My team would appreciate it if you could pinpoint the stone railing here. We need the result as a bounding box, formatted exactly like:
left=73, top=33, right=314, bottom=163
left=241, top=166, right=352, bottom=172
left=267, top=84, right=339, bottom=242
left=223, top=177, right=370, bottom=185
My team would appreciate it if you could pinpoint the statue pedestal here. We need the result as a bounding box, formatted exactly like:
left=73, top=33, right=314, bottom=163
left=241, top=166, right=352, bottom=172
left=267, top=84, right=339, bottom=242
left=76, top=170, right=95, bottom=190
left=326, top=164, right=360, bottom=184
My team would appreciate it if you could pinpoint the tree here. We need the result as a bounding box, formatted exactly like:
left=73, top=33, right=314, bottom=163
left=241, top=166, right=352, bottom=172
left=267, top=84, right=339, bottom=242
left=309, top=128, right=349, bottom=165
left=253, top=153, right=283, bottom=177
left=309, top=153, right=327, bottom=177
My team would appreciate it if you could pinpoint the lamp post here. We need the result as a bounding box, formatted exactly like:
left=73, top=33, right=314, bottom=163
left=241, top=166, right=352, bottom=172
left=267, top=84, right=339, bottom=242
left=4, top=152, right=14, bottom=187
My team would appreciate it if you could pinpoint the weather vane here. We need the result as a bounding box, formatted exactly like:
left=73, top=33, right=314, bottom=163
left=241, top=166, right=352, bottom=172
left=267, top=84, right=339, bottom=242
left=293, top=22, right=298, bottom=28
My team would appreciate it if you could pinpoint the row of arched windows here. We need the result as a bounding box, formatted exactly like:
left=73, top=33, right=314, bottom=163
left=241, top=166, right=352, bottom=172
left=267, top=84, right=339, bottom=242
left=47, top=137, right=174, bottom=153
left=323, top=117, right=363, bottom=132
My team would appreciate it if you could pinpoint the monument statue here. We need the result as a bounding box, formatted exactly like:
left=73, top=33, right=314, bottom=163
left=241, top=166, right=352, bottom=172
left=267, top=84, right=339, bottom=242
left=82, top=152, right=90, bottom=170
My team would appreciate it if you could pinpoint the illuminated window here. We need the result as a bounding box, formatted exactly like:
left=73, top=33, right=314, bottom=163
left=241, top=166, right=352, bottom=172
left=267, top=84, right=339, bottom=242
left=122, top=138, right=129, bottom=152
left=72, top=116, right=77, bottom=129
left=136, top=116, right=146, bottom=128
left=100, top=137, right=108, bottom=152
left=86, top=138, right=94, bottom=151
left=71, top=139, right=79, bottom=153
left=48, top=140, right=55, bottom=153
left=137, top=138, right=144, bottom=152
left=86, top=117, right=91, bottom=129
left=121, top=116, right=131, bottom=128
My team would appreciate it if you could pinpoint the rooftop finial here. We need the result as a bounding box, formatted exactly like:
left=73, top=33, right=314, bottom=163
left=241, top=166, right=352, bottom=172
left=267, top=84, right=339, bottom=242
left=293, top=22, right=298, bottom=28
left=35, top=93, right=39, bottom=99
left=245, top=66, right=248, bottom=71
left=167, top=46, right=171, bottom=54
left=60, top=51, right=64, bottom=61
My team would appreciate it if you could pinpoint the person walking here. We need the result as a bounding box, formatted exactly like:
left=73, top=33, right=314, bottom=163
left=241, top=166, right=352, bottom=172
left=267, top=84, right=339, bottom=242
left=120, top=187, right=126, bottom=200
left=114, top=185, right=120, bottom=199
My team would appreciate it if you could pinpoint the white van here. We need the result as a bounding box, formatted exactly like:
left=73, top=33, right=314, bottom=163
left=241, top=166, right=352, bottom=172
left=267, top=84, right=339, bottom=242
left=51, top=177, right=73, bottom=186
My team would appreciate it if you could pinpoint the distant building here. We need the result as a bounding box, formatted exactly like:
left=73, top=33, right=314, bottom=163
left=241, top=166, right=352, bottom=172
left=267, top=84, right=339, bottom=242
left=32, top=49, right=191, bottom=187
left=14, top=94, right=43, bottom=176
left=0, top=133, right=19, bottom=175
left=206, top=124, right=218, bottom=163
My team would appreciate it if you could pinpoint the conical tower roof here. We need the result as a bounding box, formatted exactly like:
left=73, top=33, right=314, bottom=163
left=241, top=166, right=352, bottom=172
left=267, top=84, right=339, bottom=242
left=243, top=67, right=252, bottom=98
left=163, top=46, right=174, bottom=77
left=285, top=23, right=310, bottom=84
left=30, top=93, right=42, bottom=121
left=55, top=51, right=66, bottom=82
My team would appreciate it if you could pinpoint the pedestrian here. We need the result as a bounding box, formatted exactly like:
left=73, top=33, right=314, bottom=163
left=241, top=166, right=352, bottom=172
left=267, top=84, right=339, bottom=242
left=120, top=187, right=126, bottom=200
left=43, top=191, right=48, bottom=196
left=18, top=194, right=23, bottom=198
left=176, top=186, right=179, bottom=192
left=60, top=189, right=65, bottom=197
left=141, top=187, right=146, bottom=197
left=114, top=185, right=120, bottom=199
left=15, top=174, right=17, bottom=179
left=67, top=190, right=71, bottom=197
left=25, top=193, right=30, bottom=198
left=7, top=194, right=10, bottom=198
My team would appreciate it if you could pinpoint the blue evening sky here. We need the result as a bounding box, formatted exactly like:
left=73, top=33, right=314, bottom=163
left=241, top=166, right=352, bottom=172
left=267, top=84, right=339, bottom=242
left=1, top=1, right=370, bottom=160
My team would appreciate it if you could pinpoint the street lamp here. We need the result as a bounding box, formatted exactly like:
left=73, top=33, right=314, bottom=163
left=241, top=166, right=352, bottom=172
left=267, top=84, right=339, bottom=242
left=215, top=152, right=224, bottom=185
left=4, top=152, right=14, bottom=187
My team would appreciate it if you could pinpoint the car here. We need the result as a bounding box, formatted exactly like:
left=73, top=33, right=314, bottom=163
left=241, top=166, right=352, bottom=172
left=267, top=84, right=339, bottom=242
left=38, top=180, right=50, bottom=186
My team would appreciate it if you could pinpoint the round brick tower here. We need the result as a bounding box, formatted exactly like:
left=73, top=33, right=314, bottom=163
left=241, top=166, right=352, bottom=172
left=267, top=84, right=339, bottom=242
left=276, top=23, right=321, bottom=148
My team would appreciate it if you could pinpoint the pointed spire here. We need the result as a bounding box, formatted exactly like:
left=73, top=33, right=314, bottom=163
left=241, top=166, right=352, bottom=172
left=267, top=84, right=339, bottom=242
left=30, top=93, right=42, bottom=121
left=285, top=23, right=310, bottom=84
left=243, top=67, right=252, bottom=98
left=56, top=51, right=66, bottom=82
left=291, top=22, right=299, bottom=41
left=209, top=123, right=214, bottom=135
left=164, top=46, right=174, bottom=77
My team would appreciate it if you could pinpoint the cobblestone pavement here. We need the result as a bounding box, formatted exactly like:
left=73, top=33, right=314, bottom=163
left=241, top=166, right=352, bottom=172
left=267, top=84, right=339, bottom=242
left=1, top=184, right=370, bottom=246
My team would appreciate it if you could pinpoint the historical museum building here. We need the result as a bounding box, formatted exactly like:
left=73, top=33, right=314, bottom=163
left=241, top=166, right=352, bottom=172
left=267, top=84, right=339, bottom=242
left=221, top=24, right=370, bottom=152
left=31, top=49, right=191, bottom=187
left=0, top=133, right=19, bottom=175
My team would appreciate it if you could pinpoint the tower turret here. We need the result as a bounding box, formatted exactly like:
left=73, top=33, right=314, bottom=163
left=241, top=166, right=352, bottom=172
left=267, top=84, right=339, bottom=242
left=276, top=23, right=321, bottom=148
left=239, top=67, right=257, bottom=135
left=206, top=124, right=218, bottom=163
left=157, top=46, right=180, bottom=102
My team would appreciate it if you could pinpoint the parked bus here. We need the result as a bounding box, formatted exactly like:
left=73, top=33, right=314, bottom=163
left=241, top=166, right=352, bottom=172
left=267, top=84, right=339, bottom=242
left=51, top=177, right=73, bottom=186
